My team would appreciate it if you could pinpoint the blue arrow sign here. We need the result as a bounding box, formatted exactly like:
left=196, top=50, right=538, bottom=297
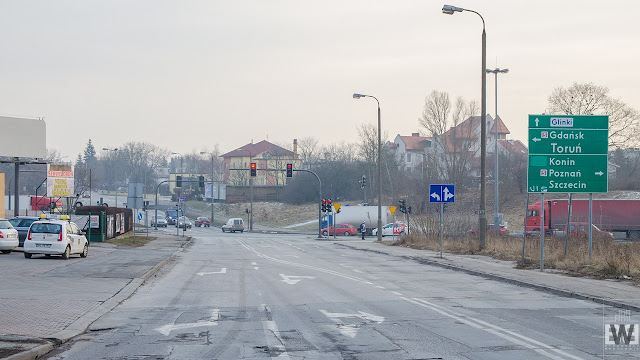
left=138, top=212, right=143, bottom=221
left=429, top=184, right=455, bottom=203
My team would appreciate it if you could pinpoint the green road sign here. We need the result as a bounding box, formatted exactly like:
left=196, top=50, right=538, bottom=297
left=528, top=129, right=608, bottom=154
left=528, top=114, right=608, bottom=193
left=528, top=115, right=609, bottom=129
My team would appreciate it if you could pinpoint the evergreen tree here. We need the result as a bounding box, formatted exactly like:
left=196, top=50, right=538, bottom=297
left=83, top=139, right=97, bottom=166
left=75, top=153, right=84, bottom=166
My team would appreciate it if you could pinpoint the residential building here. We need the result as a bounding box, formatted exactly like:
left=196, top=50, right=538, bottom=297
left=221, top=140, right=301, bottom=186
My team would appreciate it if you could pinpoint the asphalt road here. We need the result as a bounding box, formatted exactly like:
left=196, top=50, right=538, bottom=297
left=44, top=228, right=634, bottom=359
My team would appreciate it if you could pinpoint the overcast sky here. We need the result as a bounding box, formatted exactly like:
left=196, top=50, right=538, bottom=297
left=1, top=1, right=638, bottom=160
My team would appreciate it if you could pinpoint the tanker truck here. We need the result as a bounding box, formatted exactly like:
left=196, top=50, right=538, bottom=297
left=525, top=199, right=640, bottom=238
left=322, top=205, right=393, bottom=235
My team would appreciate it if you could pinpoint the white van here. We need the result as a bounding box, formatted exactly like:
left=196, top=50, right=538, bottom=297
left=222, top=218, right=244, bottom=233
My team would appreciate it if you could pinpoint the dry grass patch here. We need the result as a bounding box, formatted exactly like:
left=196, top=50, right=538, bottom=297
left=394, top=214, right=640, bottom=280
left=106, top=233, right=156, bottom=247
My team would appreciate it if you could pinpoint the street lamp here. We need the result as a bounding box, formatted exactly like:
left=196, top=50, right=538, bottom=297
left=486, top=67, right=509, bottom=231
left=238, top=148, right=254, bottom=232
left=170, top=152, right=183, bottom=236
left=102, top=148, right=119, bottom=208
left=200, top=151, right=216, bottom=227
left=442, top=4, right=488, bottom=249
left=353, top=93, right=382, bottom=242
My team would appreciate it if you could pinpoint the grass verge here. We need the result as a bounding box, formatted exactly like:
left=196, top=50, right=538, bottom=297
left=106, top=232, right=156, bottom=247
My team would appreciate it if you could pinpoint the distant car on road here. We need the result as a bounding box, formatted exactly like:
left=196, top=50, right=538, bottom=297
left=372, top=222, right=408, bottom=237
left=321, top=224, right=359, bottom=237
left=151, top=215, right=168, bottom=227
left=23, top=216, right=89, bottom=259
left=0, top=219, right=19, bottom=254
left=175, top=216, right=192, bottom=229
left=222, top=218, right=244, bottom=233
left=195, top=217, right=211, bottom=227
left=9, top=216, right=40, bottom=247
left=81, top=192, right=91, bottom=198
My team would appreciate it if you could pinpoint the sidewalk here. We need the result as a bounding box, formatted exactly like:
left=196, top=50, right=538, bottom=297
left=0, top=232, right=191, bottom=360
left=339, top=240, right=640, bottom=310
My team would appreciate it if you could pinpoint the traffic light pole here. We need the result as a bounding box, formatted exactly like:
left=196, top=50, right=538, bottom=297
left=229, top=167, right=323, bottom=237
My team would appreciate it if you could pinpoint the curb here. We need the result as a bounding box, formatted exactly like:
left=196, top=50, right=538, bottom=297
left=337, top=242, right=640, bottom=312
left=8, top=236, right=193, bottom=360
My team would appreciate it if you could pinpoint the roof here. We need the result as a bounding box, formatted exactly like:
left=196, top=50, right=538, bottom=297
left=498, top=139, right=528, bottom=156
left=442, top=116, right=481, bottom=140
left=221, top=140, right=294, bottom=158
left=489, top=115, right=510, bottom=134
left=398, top=134, right=431, bottom=150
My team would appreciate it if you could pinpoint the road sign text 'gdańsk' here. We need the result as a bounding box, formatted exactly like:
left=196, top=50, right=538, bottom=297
left=527, top=115, right=608, bottom=193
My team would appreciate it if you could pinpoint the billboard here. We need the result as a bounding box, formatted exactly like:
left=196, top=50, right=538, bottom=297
left=0, top=116, right=46, bottom=158
left=47, top=164, right=74, bottom=197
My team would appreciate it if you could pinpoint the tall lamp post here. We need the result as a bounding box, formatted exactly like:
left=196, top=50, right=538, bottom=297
left=442, top=4, right=487, bottom=249
left=486, top=67, right=508, bottom=230
left=238, top=148, right=254, bottom=231
left=353, top=93, right=382, bottom=242
left=200, top=151, right=216, bottom=227
left=171, top=152, right=183, bottom=236
left=102, top=148, right=119, bottom=207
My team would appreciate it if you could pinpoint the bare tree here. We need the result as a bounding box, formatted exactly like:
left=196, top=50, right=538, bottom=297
left=419, top=90, right=451, bottom=137
left=547, top=82, right=640, bottom=148
left=297, top=137, right=319, bottom=168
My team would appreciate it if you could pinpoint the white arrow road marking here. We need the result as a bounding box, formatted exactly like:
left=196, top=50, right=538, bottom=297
left=595, top=171, right=604, bottom=176
left=532, top=137, right=541, bottom=142
left=430, top=192, right=441, bottom=201
left=196, top=268, right=227, bottom=276
left=319, top=310, right=385, bottom=338
left=155, top=309, right=220, bottom=336
left=279, top=274, right=315, bottom=285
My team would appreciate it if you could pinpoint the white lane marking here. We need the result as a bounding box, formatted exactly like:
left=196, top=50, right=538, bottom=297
left=196, top=268, right=227, bottom=276
left=279, top=274, right=316, bottom=285
left=319, top=310, right=385, bottom=338
left=277, top=255, right=300, bottom=258
left=254, top=267, right=259, bottom=270
left=404, top=298, right=582, bottom=360
left=352, top=269, right=364, bottom=273
left=252, top=262, right=257, bottom=265
left=238, top=240, right=369, bottom=284
left=251, top=262, right=259, bottom=270
left=155, top=309, right=219, bottom=336
left=376, top=285, right=386, bottom=289
left=392, top=291, right=403, bottom=296
left=262, top=304, right=291, bottom=359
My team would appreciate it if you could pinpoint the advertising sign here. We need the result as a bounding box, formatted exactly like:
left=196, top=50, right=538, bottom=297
left=46, top=164, right=74, bottom=197
left=90, top=215, right=100, bottom=229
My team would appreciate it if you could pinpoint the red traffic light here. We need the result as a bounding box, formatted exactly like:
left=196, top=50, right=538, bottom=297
left=286, top=163, right=293, bottom=178
left=250, top=162, right=257, bottom=177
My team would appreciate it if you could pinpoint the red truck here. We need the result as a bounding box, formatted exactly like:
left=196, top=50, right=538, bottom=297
left=525, top=199, right=640, bottom=238
left=30, top=196, right=63, bottom=212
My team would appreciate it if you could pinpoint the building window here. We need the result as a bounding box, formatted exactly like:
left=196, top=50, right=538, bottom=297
left=407, top=153, right=411, bottom=163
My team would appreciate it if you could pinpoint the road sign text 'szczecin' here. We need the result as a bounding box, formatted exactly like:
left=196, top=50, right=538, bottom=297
left=527, top=115, right=608, bottom=193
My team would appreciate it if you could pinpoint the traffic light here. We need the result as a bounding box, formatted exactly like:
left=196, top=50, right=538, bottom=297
left=327, top=199, right=332, bottom=212
left=176, top=175, right=182, bottom=188
left=250, top=162, right=257, bottom=177
left=407, top=206, right=412, bottom=214
left=198, top=175, right=205, bottom=188
left=361, top=175, right=366, bottom=188
left=286, top=163, right=293, bottom=178
left=321, top=199, right=327, bottom=212
left=398, top=199, right=406, bottom=213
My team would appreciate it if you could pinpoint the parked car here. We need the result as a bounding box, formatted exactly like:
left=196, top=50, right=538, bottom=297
left=151, top=215, right=168, bottom=227
left=222, top=218, right=244, bottom=233
left=195, top=217, right=211, bottom=227
left=0, top=219, right=19, bottom=254
left=372, top=222, right=408, bottom=237
left=9, top=216, right=40, bottom=246
left=468, top=224, right=509, bottom=236
left=321, top=223, right=359, bottom=236
left=23, top=216, right=89, bottom=259
left=175, top=216, right=192, bottom=229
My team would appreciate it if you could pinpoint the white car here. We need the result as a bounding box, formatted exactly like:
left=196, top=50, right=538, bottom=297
left=23, top=216, right=89, bottom=260
left=372, top=222, right=408, bottom=237
left=0, top=219, right=19, bottom=254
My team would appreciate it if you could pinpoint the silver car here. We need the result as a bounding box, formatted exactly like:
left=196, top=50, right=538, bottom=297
left=151, top=215, right=168, bottom=227
left=176, top=216, right=192, bottom=229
